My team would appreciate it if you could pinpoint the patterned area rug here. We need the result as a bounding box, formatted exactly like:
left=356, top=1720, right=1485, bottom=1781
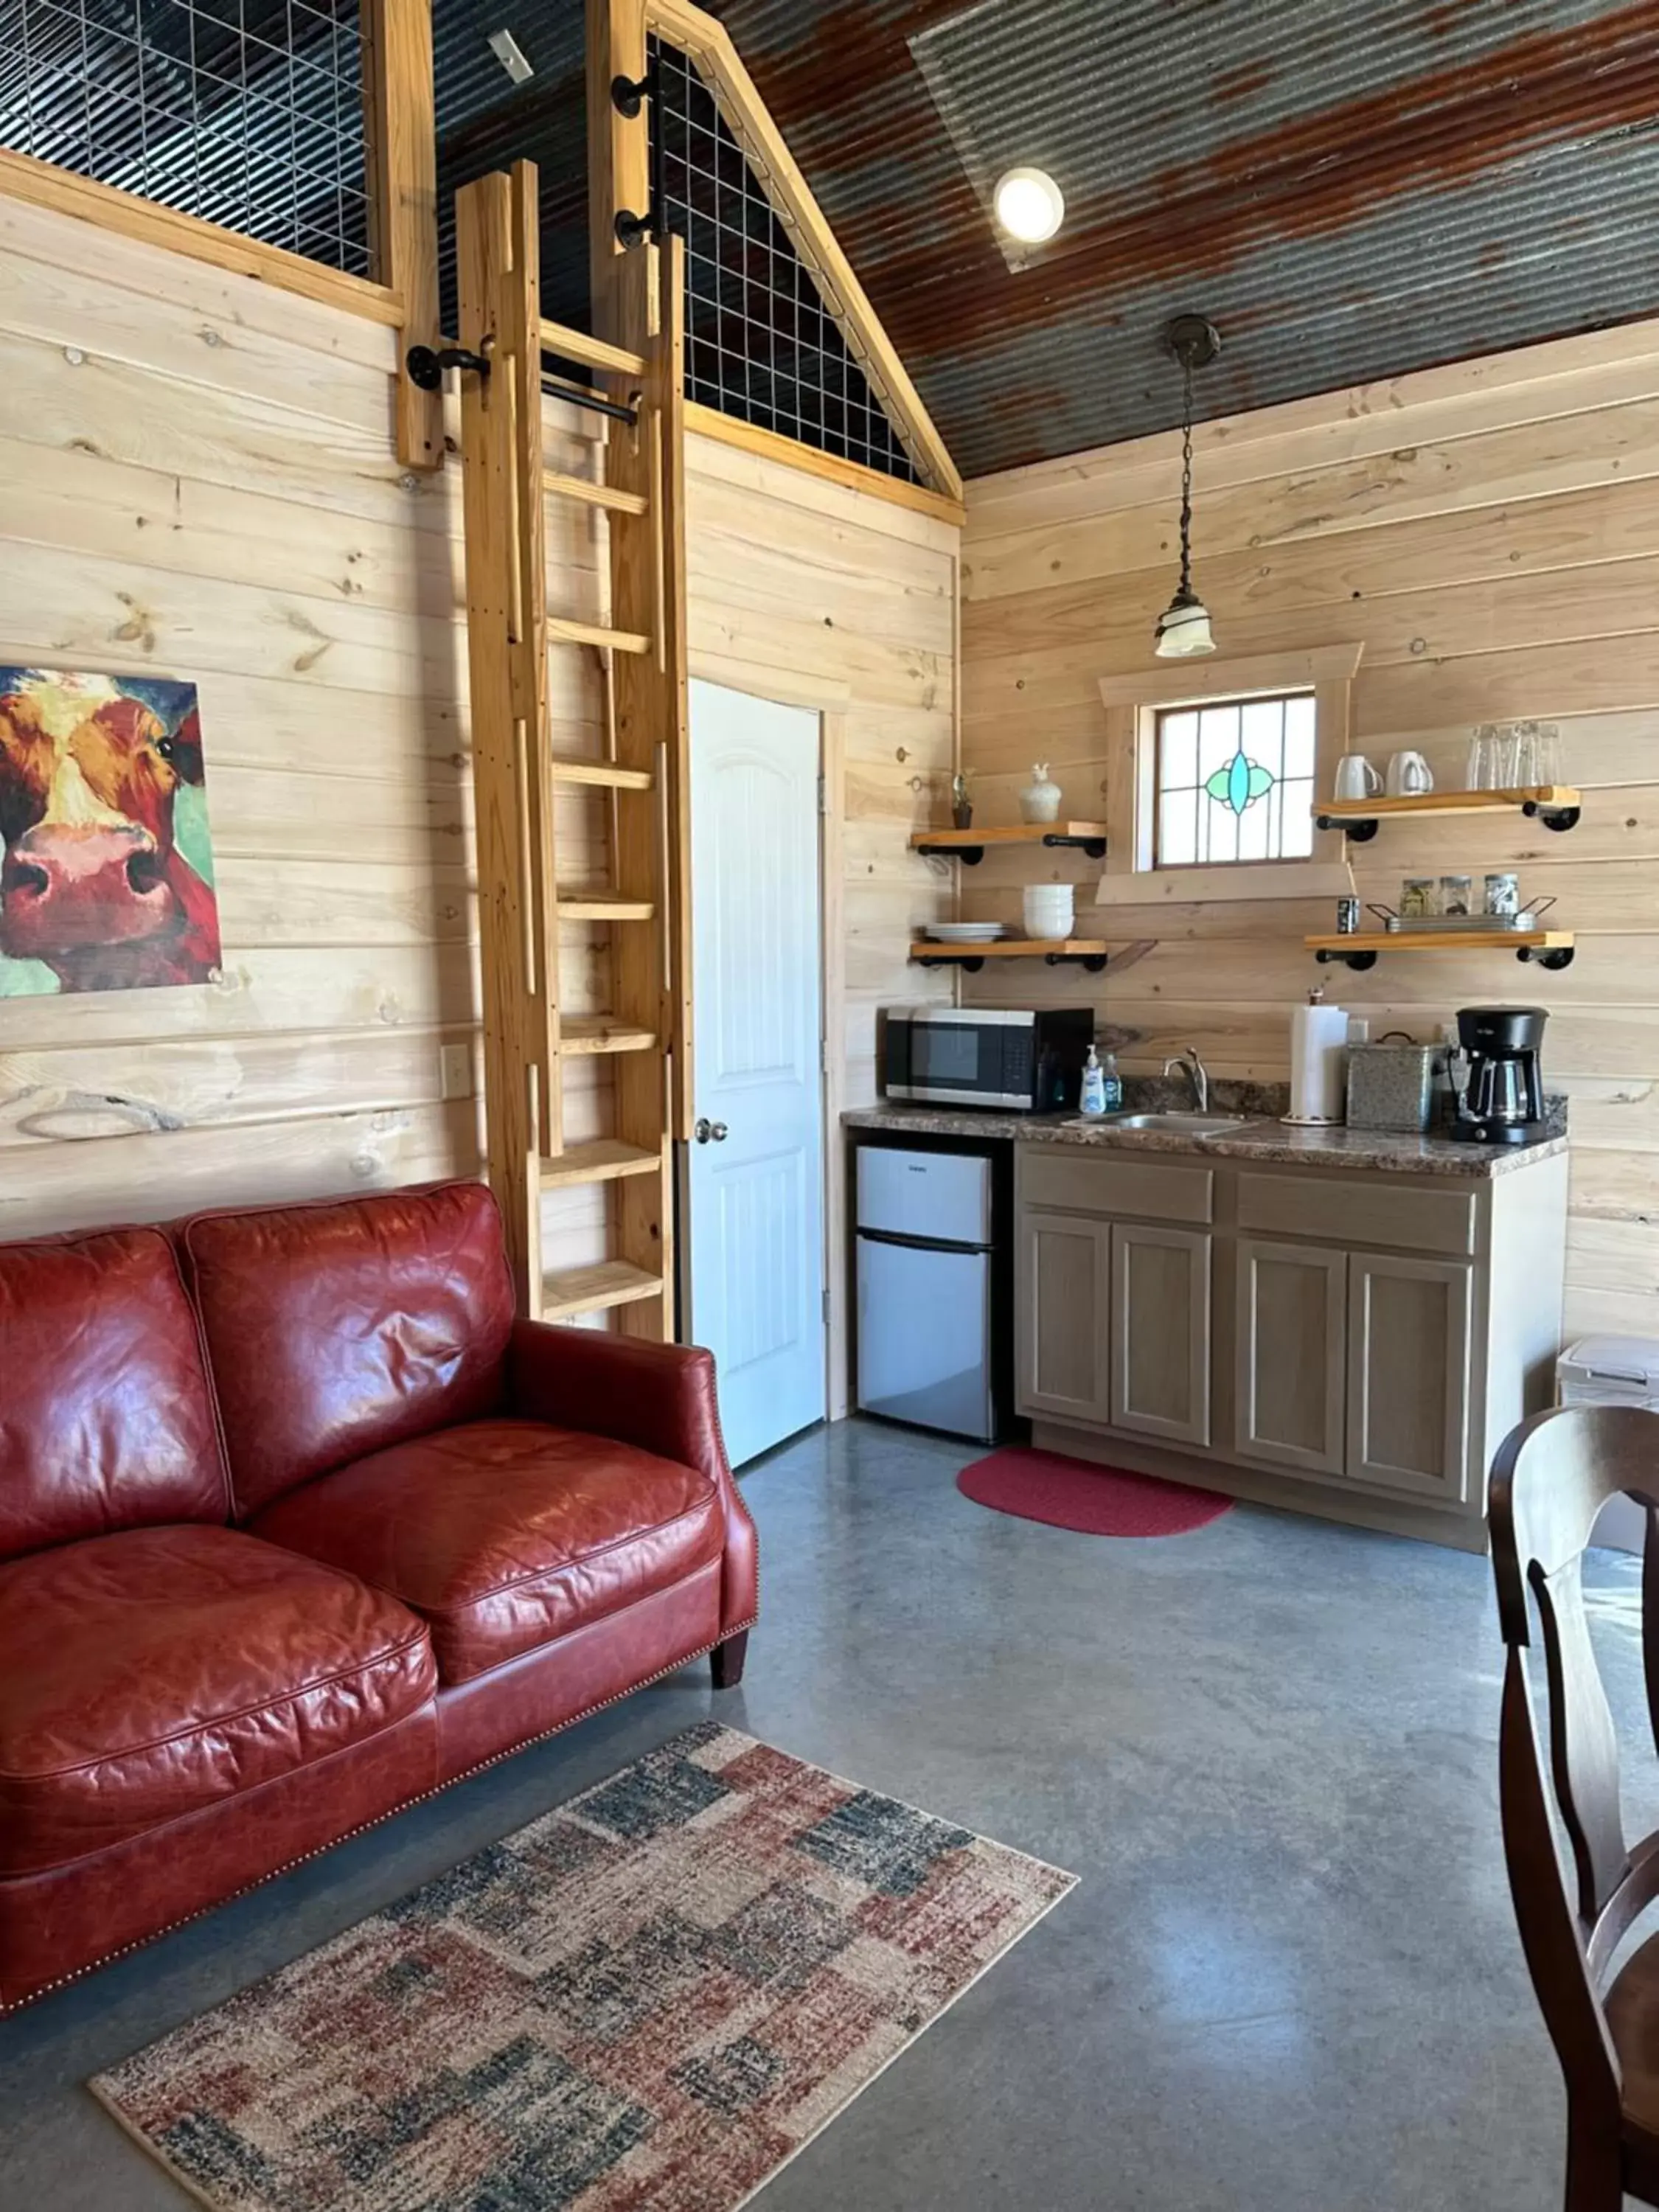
left=92, top=1723, right=1074, bottom=2212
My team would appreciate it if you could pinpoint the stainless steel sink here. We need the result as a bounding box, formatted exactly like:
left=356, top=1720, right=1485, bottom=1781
left=1073, top=1111, right=1247, bottom=1138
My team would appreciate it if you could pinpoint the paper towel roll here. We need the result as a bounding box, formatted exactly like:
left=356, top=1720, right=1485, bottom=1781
left=1287, top=1003, right=1349, bottom=1124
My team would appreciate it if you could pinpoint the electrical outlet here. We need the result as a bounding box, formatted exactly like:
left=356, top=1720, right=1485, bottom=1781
left=439, top=1042, right=473, bottom=1100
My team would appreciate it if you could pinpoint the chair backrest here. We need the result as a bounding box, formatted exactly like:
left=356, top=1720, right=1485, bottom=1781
left=1489, top=1403, right=1659, bottom=2127
left=181, top=1180, right=515, bottom=1519
left=0, top=1225, right=229, bottom=1561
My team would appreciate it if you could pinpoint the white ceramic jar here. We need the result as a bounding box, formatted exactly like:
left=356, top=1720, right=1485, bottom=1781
left=1019, top=763, right=1064, bottom=823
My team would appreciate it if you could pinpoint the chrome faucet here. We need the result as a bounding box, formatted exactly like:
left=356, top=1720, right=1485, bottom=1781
left=1163, top=1046, right=1209, bottom=1113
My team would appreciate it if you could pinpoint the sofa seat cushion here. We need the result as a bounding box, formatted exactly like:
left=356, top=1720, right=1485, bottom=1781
left=0, top=1525, right=436, bottom=1876
left=250, top=1419, right=724, bottom=1686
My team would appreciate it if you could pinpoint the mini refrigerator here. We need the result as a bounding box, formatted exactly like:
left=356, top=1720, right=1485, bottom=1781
left=855, top=1144, right=1001, bottom=1442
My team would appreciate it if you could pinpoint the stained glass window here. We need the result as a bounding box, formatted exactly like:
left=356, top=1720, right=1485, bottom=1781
left=1153, top=692, right=1317, bottom=868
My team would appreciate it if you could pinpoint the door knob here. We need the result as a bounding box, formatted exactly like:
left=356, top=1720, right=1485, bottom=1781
left=693, top=1119, right=729, bottom=1144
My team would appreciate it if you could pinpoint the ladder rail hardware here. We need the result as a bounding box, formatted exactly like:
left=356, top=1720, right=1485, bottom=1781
left=454, top=157, right=686, bottom=1338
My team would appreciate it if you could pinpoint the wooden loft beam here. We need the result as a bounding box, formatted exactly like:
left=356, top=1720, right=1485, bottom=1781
left=0, top=145, right=403, bottom=326
left=644, top=0, right=962, bottom=503
left=362, top=0, right=443, bottom=470
left=683, top=401, right=967, bottom=528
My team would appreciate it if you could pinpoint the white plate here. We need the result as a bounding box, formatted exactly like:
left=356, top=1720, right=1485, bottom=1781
left=925, top=924, right=1006, bottom=942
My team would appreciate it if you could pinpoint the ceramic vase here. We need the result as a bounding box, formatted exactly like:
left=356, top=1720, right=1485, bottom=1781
left=1019, top=763, right=1063, bottom=823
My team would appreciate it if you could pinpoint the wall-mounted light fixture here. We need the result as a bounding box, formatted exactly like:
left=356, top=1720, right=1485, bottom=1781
left=1154, top=313, right=1222, bottom=659
left=993, top=167, right=1065, bottom=244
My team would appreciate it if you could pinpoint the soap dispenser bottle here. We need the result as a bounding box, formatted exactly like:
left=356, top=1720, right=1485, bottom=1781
left=1079, top=1044, right=1107, bottom=1118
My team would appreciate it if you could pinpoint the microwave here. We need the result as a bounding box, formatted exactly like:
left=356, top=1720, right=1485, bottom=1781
left=882, top=1006, right=1094, bottom=1112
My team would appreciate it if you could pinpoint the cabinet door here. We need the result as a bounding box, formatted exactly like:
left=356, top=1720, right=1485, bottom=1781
left=1018, top=1210, right=1111, bottom=1424
left=1346, top=1252, right=1473, bottom=1503
left=1234, top=1239, right=1347, bottom=1477
left=1110, top=1222, right=1211, bottom=1447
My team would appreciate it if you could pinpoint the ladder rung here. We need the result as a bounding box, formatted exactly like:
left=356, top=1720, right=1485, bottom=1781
left=551, top=756, right=654, bottom=790
left=558, top=1017, right=657, bottom=1057
left=540, top=1139, right=663, bottom=1189
left=558, top=891, right=655, bottom=922
left=541, top=1259, right=665, bottom=1320
left=543, top=469, right=649, bottom=518
left=538, top=319, right=647, bottom=378
left=548, top=617, right=652, bottom=655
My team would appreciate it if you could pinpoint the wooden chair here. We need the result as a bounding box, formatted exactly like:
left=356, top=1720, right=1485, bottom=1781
left=1491, top=1402, right=1659, bottom=2208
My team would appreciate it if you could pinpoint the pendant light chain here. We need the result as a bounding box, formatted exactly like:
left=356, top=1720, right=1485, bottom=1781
left=1177, top=352, right=1195, bottom=598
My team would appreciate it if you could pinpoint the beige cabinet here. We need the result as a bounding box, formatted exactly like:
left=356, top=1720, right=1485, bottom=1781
left=1346, top=1251, right=1473, bottom=1503
left=1018, top=1209, right=1111, bottom=1424
left=1234, top=1239, right=1347, bottom=1477
left=1110, top=1223, right=1211, bottom=1447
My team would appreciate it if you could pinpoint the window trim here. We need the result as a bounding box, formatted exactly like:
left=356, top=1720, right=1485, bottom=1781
left=1096, top=644, right=1363, bottom=905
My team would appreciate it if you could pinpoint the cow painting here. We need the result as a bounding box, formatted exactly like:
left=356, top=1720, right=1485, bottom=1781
left=0, top=668, right=220, bottom=996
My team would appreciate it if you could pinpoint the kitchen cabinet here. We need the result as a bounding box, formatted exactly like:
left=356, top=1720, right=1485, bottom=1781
left=1346, top=1252, right=1472, bottom=1503
left=1013, top=1138, right=1568, bottom=1552
left=1234, top=1239, right=1347, bottom=1478
left=1018, top=1209, right=1112, bottom=1424
left=1111, top=1223, right=1211, bottom=1447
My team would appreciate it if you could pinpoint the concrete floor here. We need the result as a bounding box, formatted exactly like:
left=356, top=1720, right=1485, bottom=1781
left=0, top=1416, right=1646, bottom=2212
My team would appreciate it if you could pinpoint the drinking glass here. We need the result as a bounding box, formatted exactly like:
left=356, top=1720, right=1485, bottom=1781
left=1510, top=720, right=1541, bottom=790
left=1466, top=725, right=1499, bottom=790
left=1532, top=721, right=1562, bottom=787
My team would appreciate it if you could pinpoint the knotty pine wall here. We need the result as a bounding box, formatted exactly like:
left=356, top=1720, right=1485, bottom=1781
left=684, top=430, right=957, bottom=1109
left=0, top=192, right=957, bottom=1264
left=958, top=318, right=1659, bottom=1341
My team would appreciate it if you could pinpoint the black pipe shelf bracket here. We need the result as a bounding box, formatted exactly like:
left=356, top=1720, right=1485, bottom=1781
left=1521, top=800, right=1582, bottom=832
left=1043, top=832, right=1108, bottom=858
left=913, top=841, right=984, bottom=865
left=406, top=343, right=490, bottom=391
left=1314, top=812, right=1380, bottom=843
left=1316, top=946, right=1380, bottom=971
left=1046, top=950, right=1110, bottom=972
left=914, top=950, right=1110, bottom=974
left=1519, top=943, right=1576, bottom=970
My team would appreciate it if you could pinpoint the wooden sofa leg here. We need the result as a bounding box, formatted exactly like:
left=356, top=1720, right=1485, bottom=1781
left=710, top=1632, right=748, bottom=1689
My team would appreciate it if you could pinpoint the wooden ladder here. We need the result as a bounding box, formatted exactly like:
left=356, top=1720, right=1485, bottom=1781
left=455, top=159, right=689, bottom=1335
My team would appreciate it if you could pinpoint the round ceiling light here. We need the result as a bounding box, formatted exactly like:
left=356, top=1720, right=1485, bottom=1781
left=992, top=167, right=1065, bottom=244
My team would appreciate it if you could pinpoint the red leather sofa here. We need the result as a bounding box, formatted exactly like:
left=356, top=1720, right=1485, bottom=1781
left=0, top=1180, right=757, bottom=2014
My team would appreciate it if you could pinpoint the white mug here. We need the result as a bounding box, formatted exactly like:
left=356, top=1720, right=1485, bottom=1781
left=1386, top=750, right=1433, bottom=796
left=1335, top=753, right=1382, bottom=801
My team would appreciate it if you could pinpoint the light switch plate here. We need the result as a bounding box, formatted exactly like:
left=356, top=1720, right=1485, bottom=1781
left=439, top=1042, right=473, bottom=1099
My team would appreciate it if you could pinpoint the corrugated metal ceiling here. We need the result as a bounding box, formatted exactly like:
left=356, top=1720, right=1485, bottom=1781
left=433, top=0, right=1659, bottom=479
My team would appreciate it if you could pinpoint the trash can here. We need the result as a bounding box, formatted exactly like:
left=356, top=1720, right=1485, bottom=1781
left=1557, top=1336, right=1659, bottom=1552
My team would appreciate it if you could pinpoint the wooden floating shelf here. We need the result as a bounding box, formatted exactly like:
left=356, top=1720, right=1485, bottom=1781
left=542, top=470, right=650, bottom=517
left=550, top=756, right=654, bottom=790
left=911, top=821, right=1107, bottom=866
left=547, top=617, right=652, bottom=655
left=557, top=1016, right=657, bottom=1057
left=540, top=1138, right=662, bottom=1189
left=911, top=937, right=1110, bottom=973
left=540, top=1259, right=665, bottom=1320
left=1314, top=787, right=1582, bottom=841
left=1306, top=929, right=1576, bottom=973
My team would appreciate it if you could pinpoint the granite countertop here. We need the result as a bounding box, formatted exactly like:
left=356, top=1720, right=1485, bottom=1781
left=842, top=1102, right=1568, bottom=1179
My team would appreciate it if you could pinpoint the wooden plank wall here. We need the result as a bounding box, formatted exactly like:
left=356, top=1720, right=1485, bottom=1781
left=959, top=317, right=1659, bottom=1343
left=685, top=428, right=959, bottom=1106
left=0, top=192, right=622, bottom=1254
left=0, top=196, right=961, bottom=1270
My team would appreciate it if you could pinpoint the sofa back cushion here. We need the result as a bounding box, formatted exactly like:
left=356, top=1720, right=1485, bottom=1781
left=183, top=1182, right=515, bottom=1517
left=0, top=1228, right=229, bottom=1561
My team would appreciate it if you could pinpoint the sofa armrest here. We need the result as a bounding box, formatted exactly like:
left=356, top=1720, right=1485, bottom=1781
left=506, top=1321, right=757, bottom=1638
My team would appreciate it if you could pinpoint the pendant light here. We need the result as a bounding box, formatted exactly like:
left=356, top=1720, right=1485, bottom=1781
left=1155, top=314, right=1222, bottom=659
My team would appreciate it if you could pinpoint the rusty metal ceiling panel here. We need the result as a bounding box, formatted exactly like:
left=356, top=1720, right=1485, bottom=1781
left=433, top=0, right=1659, bottom=478
left=695, top=0, right=1659, bottom=476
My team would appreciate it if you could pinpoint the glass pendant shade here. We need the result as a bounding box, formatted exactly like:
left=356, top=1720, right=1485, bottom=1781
left=1154, top=588, right=1215, bottom=658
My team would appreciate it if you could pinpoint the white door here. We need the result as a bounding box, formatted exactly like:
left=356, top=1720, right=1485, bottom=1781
left=686, top=680, right=826, bottom=1467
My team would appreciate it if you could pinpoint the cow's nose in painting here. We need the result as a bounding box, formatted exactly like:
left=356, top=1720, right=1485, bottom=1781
left=1, top=824, right=170, bottom=951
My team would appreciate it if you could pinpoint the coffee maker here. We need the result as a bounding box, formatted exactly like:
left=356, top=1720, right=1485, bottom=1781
left=1452, top=1006, right=1548, bottom=1144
